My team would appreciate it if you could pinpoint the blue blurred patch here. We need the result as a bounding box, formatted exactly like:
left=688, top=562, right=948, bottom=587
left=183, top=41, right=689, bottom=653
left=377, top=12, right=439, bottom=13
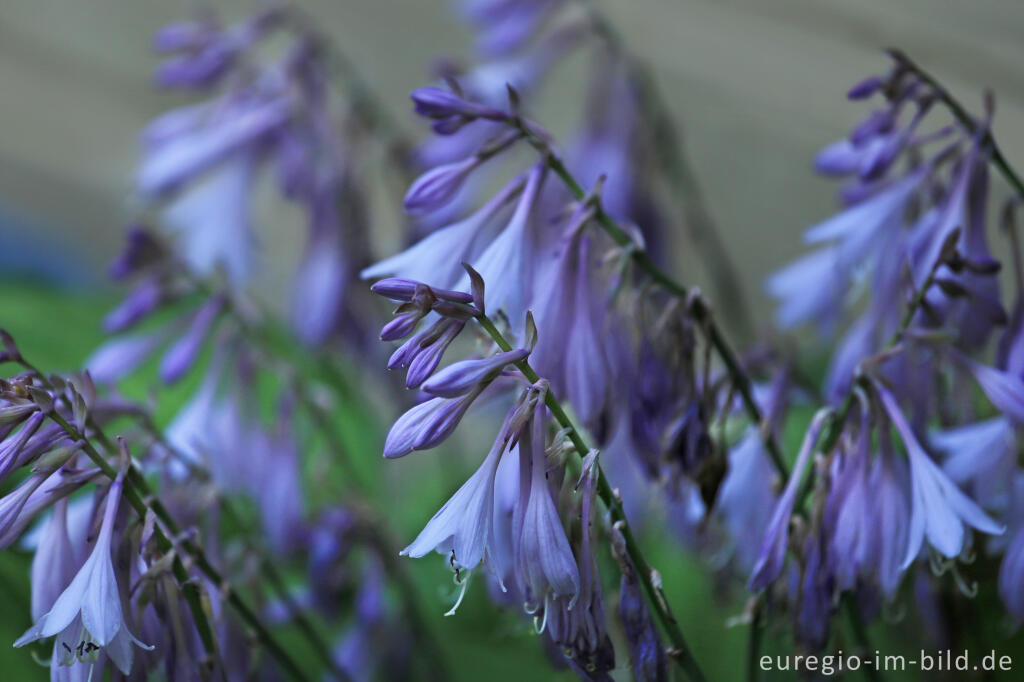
left=0, top=205, right=97, bottom=287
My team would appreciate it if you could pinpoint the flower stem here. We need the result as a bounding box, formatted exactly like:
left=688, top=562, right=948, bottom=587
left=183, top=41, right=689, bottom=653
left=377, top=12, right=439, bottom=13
left=508, top=115, right=789, bottom=480
left=475, top=315, right=708, bottom=682
left=887, top=49, right=1024, bottom=201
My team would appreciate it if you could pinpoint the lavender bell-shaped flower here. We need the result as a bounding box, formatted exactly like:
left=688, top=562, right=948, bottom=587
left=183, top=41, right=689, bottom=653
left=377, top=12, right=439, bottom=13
left=29, top=499, right=82, bottom=627
left=456, top=163, right=547, bottom=324
left=400, top=401, right=533, bottom=585
left=876, top=381, right=1004, bottom=567
left=715, top=429, right=777, bottom=572
left=869, top=425, right=912, bottom=597
left=544, top=451, right=614, bottom=678
left=15, top=470, right=152, bottom=675
left=514, top=404, right=580, bottom=612
left=362, top=174, right=525, bottom=289
left=749, top=408, right=832, bottom=591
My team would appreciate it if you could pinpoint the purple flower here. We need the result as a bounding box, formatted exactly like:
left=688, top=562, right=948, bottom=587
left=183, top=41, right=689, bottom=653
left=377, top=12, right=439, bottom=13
left=383, top=390, right=483, bottom=458
left=162, top=157, right=259, bottom=288
left=716, top=430, right=778, bottom=571
left=765, top=247, right=845, bottom=330
left=159, top=296, right=224, bottom=384
left=544, top=451, right=614, bottom=675
left=953, top=353, right=1024, bottom=423
left=1001, top=524, right=1024, bottom=625
left=455, top=163, right=547, bottom=323
left=532, top=222, right=610, bottom=426
left=933, top=417, right=1015, bottom=494
left=422, top=349, right=528, bottom=398
left=30, top=499, right=81, bottom=627
left=876, top=382, right=1004, bottom=567
left=137, top=99, right=288, bottom=198
left=85, top=330, right=165, bottom=386
left=362, top=175, right=525, bottom=289
left=868, top=431, right=911, bottom=597
left=401, top=413, right=516, bottom=575
left=391, top=318, right=467, bottom=389
left=514, top=406, right=579, bottom=611
left=102, top=280, right=165, bottom=334
left=749, top=408, right=832, bottom=591
left=404, top=156, right=486, bottom=215
left=613, top=524, right=668, bottom=682
left=411, top=87, right=507, bottom=125
left=15, top=471, right=152, bottom=674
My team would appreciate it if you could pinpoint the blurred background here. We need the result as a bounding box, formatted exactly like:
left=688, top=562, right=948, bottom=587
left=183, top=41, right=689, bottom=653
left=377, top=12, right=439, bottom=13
left=3, top=1, right=1024, bottom=679
left=4, top=0, right=1024, bottom=309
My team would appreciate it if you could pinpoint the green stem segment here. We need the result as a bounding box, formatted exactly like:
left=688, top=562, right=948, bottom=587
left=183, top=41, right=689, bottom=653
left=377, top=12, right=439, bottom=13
left=476, top=316, right=707, bottom=682
left=888, top=49, right=1024, bottom=201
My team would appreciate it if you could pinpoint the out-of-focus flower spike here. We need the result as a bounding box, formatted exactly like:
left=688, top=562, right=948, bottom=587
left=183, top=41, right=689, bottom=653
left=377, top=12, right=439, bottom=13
left=85, top=330, right=165, bottom=386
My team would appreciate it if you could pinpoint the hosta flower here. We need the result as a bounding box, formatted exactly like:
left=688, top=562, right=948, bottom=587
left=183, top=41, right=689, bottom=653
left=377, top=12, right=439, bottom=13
left=876, top=382, right=1004, bottom=567
left=749, top=409, right=832, bottom=591
left=15, top=471, right=152, bottom=674
left=401, top=411, right=519, bottom=574
left=514, top=406, right=579, bottom=611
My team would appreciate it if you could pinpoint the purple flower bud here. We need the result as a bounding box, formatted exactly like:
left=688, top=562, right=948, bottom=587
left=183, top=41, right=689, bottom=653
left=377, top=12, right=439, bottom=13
left=404, top=156, right=483, bottom=215
left=155, top=42, right=237, bottom=89
left=1000, top=523, right=1024, bottom=624
left=103, top=279, right=164, bottom=333
left=380, top=307, right=430, bottom=342
left=404, top=321, right=465, bottom=389
left=370, top=278, right=473, bottom=304
left=411, top=87, right=507, bottom=122
left=383, top=390, right=483, bottom=458
left=152, top=21, right=214, bottom=52
left=86, top=330, right=164, bottom=385
left=847, top=75, right=884, bottom=100
left=160, top=296, right=224, bottom=384
left=422, top=349, right=528, bottom=398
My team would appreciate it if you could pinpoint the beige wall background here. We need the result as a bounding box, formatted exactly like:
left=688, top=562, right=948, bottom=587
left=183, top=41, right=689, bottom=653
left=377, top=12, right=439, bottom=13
left=2, top=0, right=1023, bottom=322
